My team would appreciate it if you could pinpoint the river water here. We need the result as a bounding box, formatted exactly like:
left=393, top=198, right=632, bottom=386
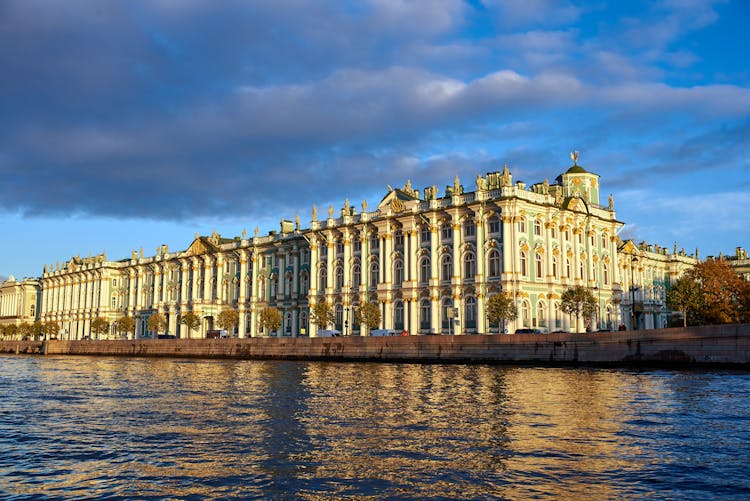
left=1, top=356, right=749, bottom=500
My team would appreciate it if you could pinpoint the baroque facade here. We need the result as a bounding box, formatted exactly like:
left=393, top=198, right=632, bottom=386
left=0, top=276, right=40, bottom=330
left=37, top=157, right=698, bottom=340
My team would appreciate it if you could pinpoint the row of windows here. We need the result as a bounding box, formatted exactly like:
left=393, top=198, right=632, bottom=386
left=518, top=220, right=611, bottom=248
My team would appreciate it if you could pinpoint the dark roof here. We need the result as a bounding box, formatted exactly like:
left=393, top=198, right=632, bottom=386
left=564, top=164, right=589, bottom=174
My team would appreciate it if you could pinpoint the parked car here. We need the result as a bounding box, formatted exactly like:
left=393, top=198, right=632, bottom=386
left=370, top=329, right=398, bottom=337
left=157, top=334, right=176, bottom=339
left=318, top=330, right=341, bottom=337
left=514, top=328, right=543, bottom=334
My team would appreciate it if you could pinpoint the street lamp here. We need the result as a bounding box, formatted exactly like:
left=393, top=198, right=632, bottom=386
left=630, top=256, right=639, bottom=330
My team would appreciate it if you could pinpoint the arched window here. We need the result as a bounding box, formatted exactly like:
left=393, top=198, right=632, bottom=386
left=489, top=249, right=501, bottom=278
left=603, top=263, right=610, bottom=285
left=441, top=254, right=452, bottom=282
left=464, top=252, right=476, bottom=280
left=271, top=275, right=278, bottom=297
left=369, top=261, right=379, bottom=286
left=300, top=311, right=308, bottom=334
left=554, top=302, right=561, bottom=328
left=352, top=264, right=361, bottom=289
left=258, top=277, right=265, bottom=301
left=552, top=255, right=558, bottom=278
left=394, top=259, right=404, bottom=286
left=534, top=219, right=542, bottom=236
left=420, top=299, right=431, bottom=330
left=335, top=266, right=344, bottom=290
left=518, top=219, right=526, bottom=233
left=520, top=252, right=528, bottom=277
left=521, top=300, right=530, bottom=327
left=319, top=268, right=327, bottom=290
left=285, top=272, right=293, bottom=296
left=394, top=301, right=404, bottom=330
left=300, top=271, right=309, bottom=293
left=285, top=312, right=292, bottom=334
left=537, top=301, right=546, bottom=329
left=602, top=234, right=608, bottom=248
left=335, top=304, right=343, bottom=331
left=535, top=253, right=543, bottom=279
left=579, top=261, right=584, bottom=280
left=465, top=296, right=477, bottom=329
left=565, top=258, right=571, bottom=279
left=420, top=257, right=430, bottom=284
left=441, top=298, right=453, bottom=331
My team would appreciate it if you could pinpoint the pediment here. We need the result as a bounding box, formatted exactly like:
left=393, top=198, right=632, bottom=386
left=562, top=195, right=589, bottom=214
left=185, top=237, right=219, bottom=257
left=619, top=240, right=638, bottom=255
left=377, top=189, right=420, bottom=213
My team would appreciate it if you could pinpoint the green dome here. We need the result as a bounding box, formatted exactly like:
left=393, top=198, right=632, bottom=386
left=565, top=164, right=588, bottom=174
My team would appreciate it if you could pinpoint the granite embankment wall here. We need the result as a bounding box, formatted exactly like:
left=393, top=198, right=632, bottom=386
left=2, top=324, right=749, bottom=367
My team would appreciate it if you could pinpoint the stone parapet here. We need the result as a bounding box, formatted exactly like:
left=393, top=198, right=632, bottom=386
left=2, top=324, right=749, bottom=367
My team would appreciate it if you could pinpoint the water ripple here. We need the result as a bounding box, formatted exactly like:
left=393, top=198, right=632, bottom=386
left=1, top=356, right=749, bottom=499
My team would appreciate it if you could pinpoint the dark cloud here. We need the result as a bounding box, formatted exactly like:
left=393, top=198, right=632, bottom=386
left=0, top=0, right=747, bottom=226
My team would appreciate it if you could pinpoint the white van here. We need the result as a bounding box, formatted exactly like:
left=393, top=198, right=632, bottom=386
left=370, top=329, right=398, bottom=337
left=317, top=329, right=341, bottom=337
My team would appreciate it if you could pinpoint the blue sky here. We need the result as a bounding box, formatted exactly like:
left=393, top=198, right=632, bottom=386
left=1, top=0, right=749, bottom=280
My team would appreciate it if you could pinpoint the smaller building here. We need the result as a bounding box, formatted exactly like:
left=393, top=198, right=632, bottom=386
left=0, top=276, right=41, bottom=337
left=709, top=247, right=750, bottom=281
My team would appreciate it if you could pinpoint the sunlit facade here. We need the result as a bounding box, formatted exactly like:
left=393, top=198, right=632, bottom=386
left=38, top=157, right=698, bottom=339
left=0, top=276, right=40, bottom=332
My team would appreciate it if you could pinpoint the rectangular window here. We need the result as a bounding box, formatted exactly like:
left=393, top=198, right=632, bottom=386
left=421, top=227, right=430, bottom=244
left=465, top=222, right=475, bottom=237
left=442, top=226, right=452, bottom=241
left=489, top=219, right=500, bottom=234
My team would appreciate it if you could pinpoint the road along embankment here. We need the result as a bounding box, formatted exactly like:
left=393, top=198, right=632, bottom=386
left=1, top=324, right=749, bottom=367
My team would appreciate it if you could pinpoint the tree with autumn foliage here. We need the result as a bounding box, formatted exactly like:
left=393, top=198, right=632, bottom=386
left=115, top=316, right=136, bottom=339
left=91, top=317, right=110, bottom=339
left=684, top=260, right=750, bottom=325
left=217, top=309, right=239, bottom=336
left=180, top=311, right=202, bottom=338
left=309, top=301, right=335, bottom=330
left=147, top=313, right=167, bottom=337
left=355, top=301, right=381, bottom=336
left=258, top=307, right=282, bottom=335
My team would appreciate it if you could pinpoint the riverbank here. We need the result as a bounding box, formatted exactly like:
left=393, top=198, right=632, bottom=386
left=2, top=324, right=749, bottom=367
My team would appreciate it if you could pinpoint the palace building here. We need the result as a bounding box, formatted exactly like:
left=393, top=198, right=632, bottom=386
left=36, top=155, right=698, bottom=340
left=0, top=276, right=40, bottom=332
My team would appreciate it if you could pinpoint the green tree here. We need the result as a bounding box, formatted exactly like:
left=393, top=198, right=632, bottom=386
left=217, top=309, right=239, bottom=336
left=486, top=292, right=518, bottom=333
left=31, top=321, right=45, bottom=340
left=180, top=311, right=201, bottom=338
left=17, top=322, right=33, bottom=340
left=561, top=286, right=598, bottom=333
left=147, top=313, right=167, bottom=337
left=91, top=317, right=110, bottom=339
left=309, top=301, right=335, bottom=330
left=666, top=275, right=702, bottom=327
left=355, top=301, right=381, bottom=336
left=258, top=307, right=282, bottom=335
left=44, top=320, right=60, bottom=339
left=4, top=324, right=18, bottom=340
left=0, top=324, right=6, bottom=340
left=115, top=316, right=136, bottom=339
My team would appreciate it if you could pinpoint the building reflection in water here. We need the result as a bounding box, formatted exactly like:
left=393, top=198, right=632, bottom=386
left=3, top=356, right=735, bottom=500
